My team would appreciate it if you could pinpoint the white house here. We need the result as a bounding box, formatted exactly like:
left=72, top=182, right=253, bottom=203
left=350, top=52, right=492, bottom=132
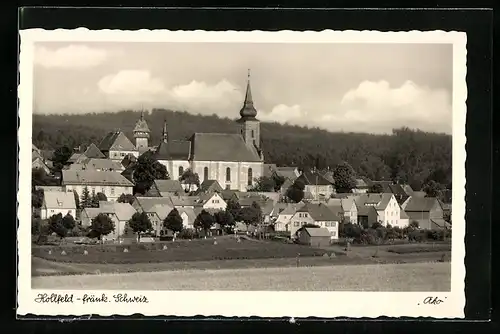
left=41, top=191, right=77, bottom=220
left=289, top=202, right=340, bottom=240
left=197, top=192, right=227, bottom=211
left=177, top=207, right=197, bottom=229
left=62, top=170, right=134, bottom=201
left=356, top=193, right=405, bottom=228
left=80, top=201, right=136, bottom=241
left=273, top=203, right=300, bottom=233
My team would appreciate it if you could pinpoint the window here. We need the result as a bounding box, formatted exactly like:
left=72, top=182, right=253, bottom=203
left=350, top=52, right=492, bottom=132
left=50, top=210, right=54, bottom=213
left=294, top=222, right=299, bottom=227
left=110, top=187, right=115, bottom=195
left=203, top=167, right=209, bottom=181
left=179, top=166, right=184, bottom=177
left=121, top=153, right=125, bottom=157
left=91, top=187, right=96, bottom=194
left=101, top=188, right=105, bottom=194
left=332, top=231, right=337, bottom=237
left=251, top=130, right=255, bottom=138
left=247, top=168, right=253, bottom=186
left=226, top=167, right=231, bottom=182
left=332, top=222, right=336, bottom=228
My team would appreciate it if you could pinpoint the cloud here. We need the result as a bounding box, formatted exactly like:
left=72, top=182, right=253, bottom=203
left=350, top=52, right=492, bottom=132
left=259, top=104, right=305, bottom=125
left=322, top=80, right=452, bottom=134
left=34, top=45, right=108, bottom=69
left=98, top=70, right=165, bottom=95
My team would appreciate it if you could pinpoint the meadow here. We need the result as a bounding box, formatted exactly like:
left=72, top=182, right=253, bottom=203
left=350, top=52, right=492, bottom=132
left=32, top=262, right=451, bottom=291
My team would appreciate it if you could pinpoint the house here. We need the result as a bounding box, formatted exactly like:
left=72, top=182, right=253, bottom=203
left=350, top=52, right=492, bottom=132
left=67, top=143, right=106, bottom=165
left=325, top=197, right=358, bottom=225
left=32, top=156, right=51, bottom=175
left=98, top=130, right=139, bottom=162
left=355, top=193, right=406, bottom=228
left=295, top=170, right=334, bottom=200
left=260, top=200, right=276, bottom=224
left=352, top=178, right=370, bottom=194
left=67, top=158, right=125, bottom=172
left=146, top=179, right=185, bottom=197
left=322, top=170, right=335, bottom=184
left=289, top=202, right=340, bottom=240
left=273, top=203, right=300, bottom=233
left=196, top=192, right=227, bottom=211
left=402, top=196, right=449, bottom=230
left=41, top=191, right=77, bottom=220
left=132, top=196, right=173, bottom=213
left=197, top=179, right=224, bottom=194
left=62, top=170, right=134, bottom=201
left=177, top=207, right=197, bottom=229
left=357, top=205, right=378, bottom=228
left=145, top=204, right=174, bottom=236
left=297, top=227, right=331, bottom=248
left=169, top=195, right=201, bottom=209
left=80, top=202, right=136, bottom=240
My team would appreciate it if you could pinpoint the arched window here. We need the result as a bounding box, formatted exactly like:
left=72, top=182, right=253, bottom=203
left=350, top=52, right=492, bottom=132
left=203, top=167, right=209, bottom=181
left=251, top=130, right=255, bottom=138
left=178, top=166, right=184, bottom=177
left=226, top=167, right=231, bottom=182
left=247, top=168, right=253, bottom=186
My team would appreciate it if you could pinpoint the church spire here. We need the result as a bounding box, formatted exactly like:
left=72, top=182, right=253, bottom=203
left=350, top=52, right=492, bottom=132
left=239, top=69, right=258, bottom=120
left=162, top=118, right=169, bottom=143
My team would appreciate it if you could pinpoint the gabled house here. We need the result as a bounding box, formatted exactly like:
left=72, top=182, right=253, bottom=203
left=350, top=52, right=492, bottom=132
left=146, top=179, right=185, bottom=197
left=177, top=207, right=197, bottom=229
left=273, top=203, right=301, bottom=233
left=196, top=192, right=227, bottom=211
left=355, top=193, right=406, bottom=228
left=62, top=170, right=134, bottom=201
left=357, top=205, right=378, bottom=228
left=98, top=131, right=139, bottom=161
left=325, top=197, right=358, bottom=225
left=352, top=178, right=370, bottom=194
left=67, top=143, right=106, bottom=165
left=289, top=202, right=340, bottom=240
left=273, top=167, right=300, bottom=181
left=146, top=203, right=174, bottom=236
left=297, top=227, right=331, bottom=248
left=32, top=156, right=51, bottom=175
left=197, top=179, right=224, bottom=194
left=81, top=201, right=137, bottom=240
left=41, top=191, right=77, bottom=220
left=296, top=170, right=334, bottom=200
left=402, top=196, right=449, bottom=230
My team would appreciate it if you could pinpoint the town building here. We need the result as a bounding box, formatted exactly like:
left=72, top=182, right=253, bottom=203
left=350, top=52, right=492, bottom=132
left=297, top=227, right=332, bottom=248
left=62, top=170, right=134, bottom=201
left=355, top=193, right=406, bottom=228
left=401, top=196, right=449, bottom=230
left=80, top=201, right=137, bottom=240
left=41, top=191, right=77, bottom=220
left=289, top=202, right=340, bottom=240
left=296, top=170, right=335, bottom=200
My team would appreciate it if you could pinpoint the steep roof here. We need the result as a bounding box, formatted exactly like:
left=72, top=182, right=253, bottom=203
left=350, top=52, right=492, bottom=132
left=149, top=204, right=174, bottom=221
left=134, top=197, right=173, bottom=213
left=199, top=180, right=223, bottom=193
left=62, top=170, right=134, bottom=186
left=84, top=143, right=106, bottom=159
left=43, top=191, right=76, bottom=210
left=274, top=167, right=299, bottom=180
left=356, top=193, right=394, bottom=210
left=279, top=203, right=299, bottom=215
left=355, top=178, right=369, bottom=188
left=177, top=207, right=197, bottom=223
left=322, top=171, right=335, bottom=184
left=325, top=198, right=355, bottom=212
left=168, top=195, right=201, bottom=207
left=297, top=171, right=332, bottom=186
left=154, top=140, right=191, bottom=160
left=69, top=158, right=124, bottom=171
left=238, top=72, right=258, bottom=121
left=304, top=227, right=331, bottom=237
left=296, top=202, right=338, bottom=221
left=404, top=196, right=441, bottom=212
left=357, top=205, right=378, bottom=216
left=98, top=131, right=136, bottom=151
left=133, top=112, right=151, bottom=134
left=190, top=133, right=261, bottom=162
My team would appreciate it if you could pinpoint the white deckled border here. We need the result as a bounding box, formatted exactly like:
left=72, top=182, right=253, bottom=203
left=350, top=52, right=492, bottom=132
left=17, top=29, right=467, bottom=318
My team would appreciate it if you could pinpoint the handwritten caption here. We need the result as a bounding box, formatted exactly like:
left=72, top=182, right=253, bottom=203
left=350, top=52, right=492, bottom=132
left=418, top=296, right=446, bottom=306
left=34, top=293, right=149, bottom=305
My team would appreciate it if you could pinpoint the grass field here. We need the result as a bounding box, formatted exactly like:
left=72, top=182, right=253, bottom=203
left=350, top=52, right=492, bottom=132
left=32, top=262, right=451, bottom=291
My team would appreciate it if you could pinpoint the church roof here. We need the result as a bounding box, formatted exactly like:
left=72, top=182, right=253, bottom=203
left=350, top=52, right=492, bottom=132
left=190, top=133, right=261, bottom=162
left=238, top=71, right=258, bottom=121
left=133, top=112, right=151, bottom=134
left=154, top=140, right=191, bottom=161
left=98, top=131, right=136, bottom=152
left=83, top=143, right=106, bottom=159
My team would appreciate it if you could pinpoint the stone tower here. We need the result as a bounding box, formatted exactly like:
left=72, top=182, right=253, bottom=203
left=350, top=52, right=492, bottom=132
left=133, top=110, right=151, bottom=151
left=236, top=69, right=261, bottom=151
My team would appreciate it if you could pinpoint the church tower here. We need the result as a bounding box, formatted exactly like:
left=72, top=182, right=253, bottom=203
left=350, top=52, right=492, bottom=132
left=237, top=69, right=261, bottom=151
left=133, top=110, right=151, bottom=151
left=162, top=118, right=168, bottom=143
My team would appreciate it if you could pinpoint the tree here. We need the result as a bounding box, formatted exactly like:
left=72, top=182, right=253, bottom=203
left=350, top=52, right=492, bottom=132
left=214, top=210, right=235, bottom=234
left=248, top=176, right=275, bottom=192
left=286, top=179, right=305, bottom=203
left=52, top=145, right=73, bottom=171
left=194, top=210, right=215, bottom=235
left=31, top=188, right=44, bottom=209
left=410, top=221, right=420, bottom=229
left=90, top=213, right=115, bottom=242
left=240, top=206, right=261, bottom=226
left=32, top=168, right=59, bottom=186
left=91, top=190, right=100, bottom=208
left=32, top=215, right=42, bottom=235
left=226, top=199, right=242, bottom=222
left=272, top=174, right=286, bottom=192
left=163, top=208, right=184, bottom=233
left=96, top=192, right=107, bottom=202
left=80, top=186, right=92, bottom=208
left=333, top=161, right=357, bottom=193
left=117, top=193, right=136, bottom=205
left=73, top=190, right=80, bottom=209
left=251, top=201, right=263, bottom=225
left=132, top=154, right=169, bottom=195
left=422, top=180, right=445, bottom=199
left=62, top=213, right=76, bottom=231
left=179, top=169, right=200, bottom=193
left=371, top=222, right=383, bottom=229
left=48, top=213, right=67, bottom=241
left=128, top=211, right=153, bottom=242
left=368, top=183, right=384, bottom=193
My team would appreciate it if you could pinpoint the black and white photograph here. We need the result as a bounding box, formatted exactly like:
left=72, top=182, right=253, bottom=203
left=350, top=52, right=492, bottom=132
left=18, top=29, right=466, bottom=318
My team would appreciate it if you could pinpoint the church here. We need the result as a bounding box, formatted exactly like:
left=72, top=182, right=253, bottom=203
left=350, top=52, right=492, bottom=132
left=101, top=72, right=265, bottom=192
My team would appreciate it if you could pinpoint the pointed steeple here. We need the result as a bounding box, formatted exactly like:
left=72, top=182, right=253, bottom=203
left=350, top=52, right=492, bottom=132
left=239, top=69, right=258, bottom=120
left=162, top=119, right=169, bottom=143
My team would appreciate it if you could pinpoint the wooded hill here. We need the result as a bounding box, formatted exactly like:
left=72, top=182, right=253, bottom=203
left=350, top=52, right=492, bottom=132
left=32, top=109, right=452, bottom=191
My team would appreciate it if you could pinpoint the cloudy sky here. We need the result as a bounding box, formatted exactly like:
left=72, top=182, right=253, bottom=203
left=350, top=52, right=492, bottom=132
left=32, top=42, right=453, bottom=134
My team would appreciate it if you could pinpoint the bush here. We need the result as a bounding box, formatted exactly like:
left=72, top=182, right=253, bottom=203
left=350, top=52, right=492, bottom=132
left=177, top=228, right=197, bottom=240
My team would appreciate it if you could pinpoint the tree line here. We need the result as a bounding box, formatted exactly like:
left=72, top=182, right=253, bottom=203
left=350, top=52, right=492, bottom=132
left=33, top=109, right=451, bottom=191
